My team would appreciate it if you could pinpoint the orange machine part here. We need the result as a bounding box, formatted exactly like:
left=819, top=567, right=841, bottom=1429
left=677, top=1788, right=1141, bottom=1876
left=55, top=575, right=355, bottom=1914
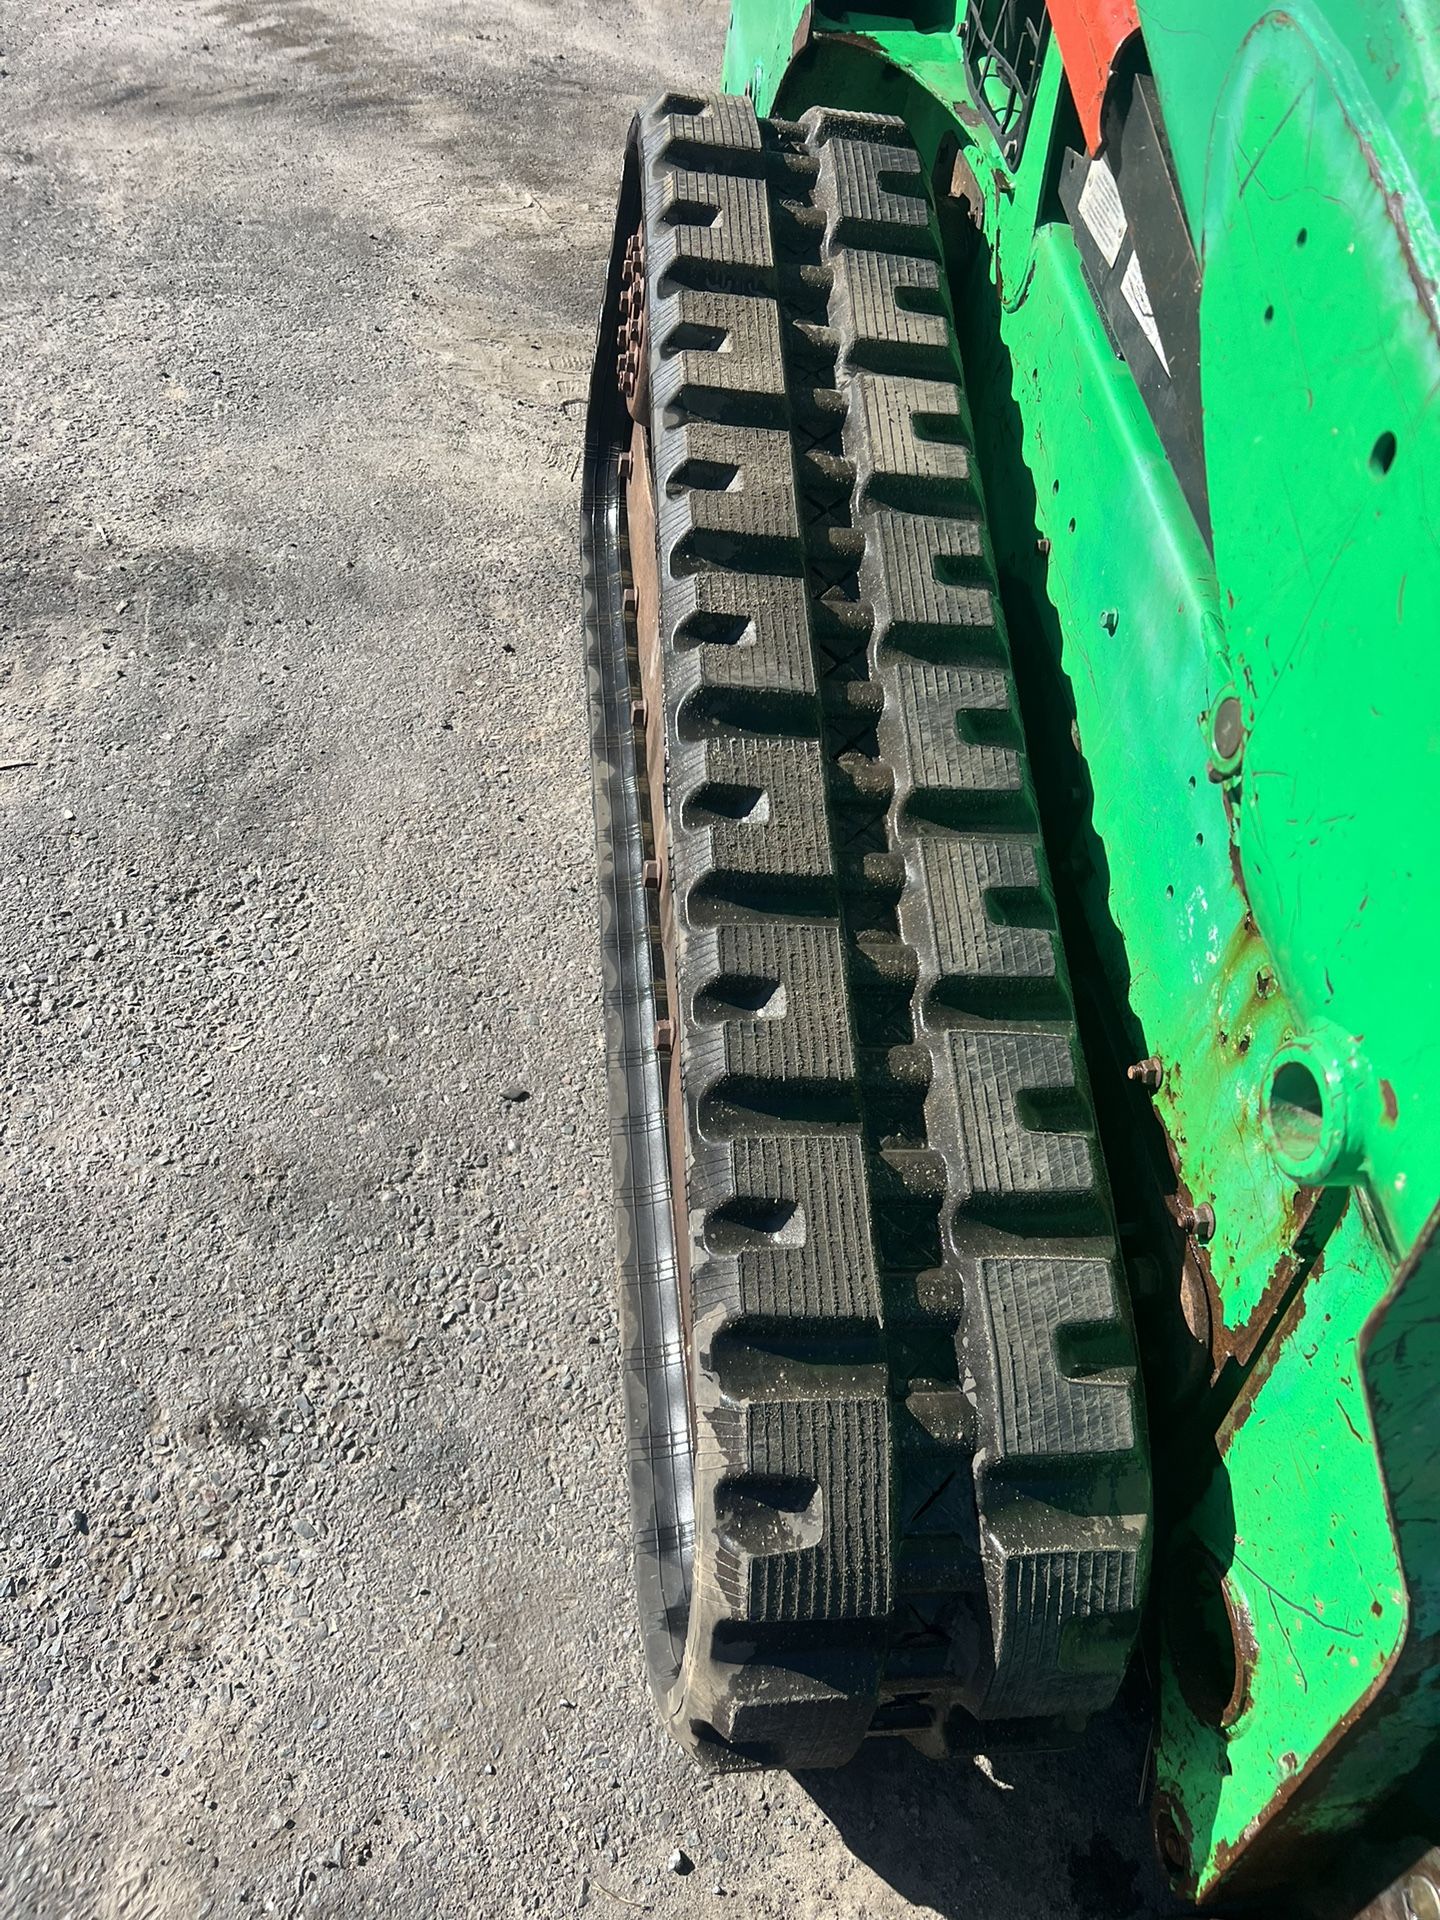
left=1047, top=0, right=1141, bottom=151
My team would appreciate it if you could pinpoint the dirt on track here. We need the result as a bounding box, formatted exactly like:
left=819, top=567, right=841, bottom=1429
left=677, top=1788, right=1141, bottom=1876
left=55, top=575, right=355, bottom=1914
left=0, top=3, right=1169, bottom=1915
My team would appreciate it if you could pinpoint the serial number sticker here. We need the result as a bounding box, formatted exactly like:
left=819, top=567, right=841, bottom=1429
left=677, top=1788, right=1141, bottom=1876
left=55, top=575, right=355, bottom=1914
left=1121, top=250, right=1171, bottom=375
left=1077, top=158, right=1126, bottom=267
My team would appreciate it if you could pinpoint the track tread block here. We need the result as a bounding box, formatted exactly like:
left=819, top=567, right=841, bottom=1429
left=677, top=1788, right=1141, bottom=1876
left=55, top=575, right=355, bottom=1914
left=974, top=1254, right=1138, bottom=1461
left=939, top=1027, right=1097, bottom=1210
left=688, top=920, right=854, bottom=1090
left=694, top=1132, right=882, bottom=1326
left=863, top=509, right=997, bottom=653
left=807, top=112, right=934, bottom=255
left=672, top=734, right=833, bottom=888
left=668, top=569, right=818, bottom=708
left=887, top=658, right=1022, bottom=806
left=845, top=369, right=976, bottom=505
left=657, top=420, right=802, bottom=559
left=653, top=286, right=788, bottom=421
left=829, top=248, right=952, bottom=368
left=704, top=1398, right=891, bottom=1623
left=917, top=836, right=1057, bottom=995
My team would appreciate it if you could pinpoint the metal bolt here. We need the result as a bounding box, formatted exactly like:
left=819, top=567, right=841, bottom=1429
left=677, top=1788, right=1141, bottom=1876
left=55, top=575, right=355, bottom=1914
left=623, top=586, right=638, bottom=616
left=1127, top=1057, right=1164, bottom=1091
left=630, top=698, right=646, bottom=728
left=1035, top=535, right=1051, bottom=556
left=1180, top=1202, right=1216, bottom=1243
left=1154, top=1804, right=1188, bottom=1876
left=642, top=858, right=662, bottom=891
left=1211, top=692, right=1244, bottom=766
left=617, top=450, right=634, bottom=481
left=654, top=1018, right=676, bottom=1054
left=1099, top=607, right=1119, bottom=635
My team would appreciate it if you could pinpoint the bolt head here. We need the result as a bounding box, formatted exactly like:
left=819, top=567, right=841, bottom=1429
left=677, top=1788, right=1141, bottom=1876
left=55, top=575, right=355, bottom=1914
left=1181, top=1202, right=1217, bottom=1243
left=1154, top=1803, right=1189, bottom=1876
left=1210, top=691, right=1245, bottom=770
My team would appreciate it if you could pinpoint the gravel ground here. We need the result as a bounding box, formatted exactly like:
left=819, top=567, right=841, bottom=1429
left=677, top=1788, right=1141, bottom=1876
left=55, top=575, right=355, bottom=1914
left=0, top=4, right=1171, bottom=1915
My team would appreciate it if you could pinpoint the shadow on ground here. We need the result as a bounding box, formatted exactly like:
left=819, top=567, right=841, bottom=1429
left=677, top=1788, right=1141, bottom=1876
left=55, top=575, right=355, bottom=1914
left=800, top=1689, right=1187, bottom=1920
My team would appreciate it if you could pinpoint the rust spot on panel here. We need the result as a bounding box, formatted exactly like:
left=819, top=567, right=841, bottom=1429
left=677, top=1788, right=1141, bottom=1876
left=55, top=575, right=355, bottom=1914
left=1179, top=1256, right=1213, bottom=1357
left=1222, top=1187, right=1347, bottom=1375
left=812, top=28, right=885, bottom=57
left=1164, top=1159, right=1224, bottom=1373
left=1228, top=829, right=1249, bottom=899
left=947, top=148, right=986, bottom=227
left=1223, top=1587, right=1261, bottom=1729
left=1380, top=1078, right=1398, bottom=1124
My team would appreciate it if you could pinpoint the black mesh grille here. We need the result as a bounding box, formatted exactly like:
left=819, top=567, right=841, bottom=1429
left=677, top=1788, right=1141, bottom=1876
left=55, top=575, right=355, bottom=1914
left=959, top=0, right=1049, bottom=162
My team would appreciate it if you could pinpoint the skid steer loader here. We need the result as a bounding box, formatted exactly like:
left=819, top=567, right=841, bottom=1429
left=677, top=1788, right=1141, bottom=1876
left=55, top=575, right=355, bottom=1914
left=580, top=2, right=1440, bottom=1909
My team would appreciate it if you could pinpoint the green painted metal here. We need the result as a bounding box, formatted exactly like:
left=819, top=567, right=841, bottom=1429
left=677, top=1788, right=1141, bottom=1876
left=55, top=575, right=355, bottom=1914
left=1154, top=10, right=1440, bottom=1892
left=721, top=0, right=806, bottom=100
left=1135, top=2, right=1440, bottom=257
left=719, top=0, right=1440, bottom=1901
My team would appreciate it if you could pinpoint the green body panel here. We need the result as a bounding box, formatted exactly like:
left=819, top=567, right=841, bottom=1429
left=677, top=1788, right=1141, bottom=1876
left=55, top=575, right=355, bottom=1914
left=721, top=0, right=807, bottom=100
left=720, top=0, right=1440, bottom=1899
left=1198, top=11, right=1440, bottom=1262
left=1159, top=1202, right=1407, bottom=1886
left=1136, top=1, right=1440, bottom=258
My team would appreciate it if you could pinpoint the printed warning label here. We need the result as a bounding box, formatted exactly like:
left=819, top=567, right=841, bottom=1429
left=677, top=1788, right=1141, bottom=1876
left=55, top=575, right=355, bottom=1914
left=1121, top=251, right=1171, bottom=374
left=1077, top=159, right=1126, bottom=267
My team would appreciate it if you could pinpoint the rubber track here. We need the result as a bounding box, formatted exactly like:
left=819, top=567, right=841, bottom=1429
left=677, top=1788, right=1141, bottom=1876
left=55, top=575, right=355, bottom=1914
left=590, top=91, right=1150, bottom=1768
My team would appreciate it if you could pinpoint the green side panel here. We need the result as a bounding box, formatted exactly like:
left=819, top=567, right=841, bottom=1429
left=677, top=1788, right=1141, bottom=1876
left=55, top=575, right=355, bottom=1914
left=1155, top=1207, right=1440, bottom=1895
left=1157, top=15, right=1440, bottom=1892
left=1297, top=1210, right=1440, bottom=1845
left=717, top=1, right=1440, bottom=1897
left=1136, top=1, right=1440, bottom=251
left=1200, top=12, right=1440, bottom=1262
left=1155, top=1203, right=1409, bottom=1893
left=721, top=0, right=807, bottom=100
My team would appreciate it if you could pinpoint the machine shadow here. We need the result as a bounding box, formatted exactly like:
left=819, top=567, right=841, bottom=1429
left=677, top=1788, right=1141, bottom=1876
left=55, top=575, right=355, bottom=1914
left=797, top=1688, right=1187, bottom=1920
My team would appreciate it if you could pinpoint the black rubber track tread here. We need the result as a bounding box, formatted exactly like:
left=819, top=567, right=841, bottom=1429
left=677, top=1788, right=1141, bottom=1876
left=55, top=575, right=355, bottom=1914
left=803, top=107, right=1151, bottom=1727
left=585, top=91, right=1150, bottom=1771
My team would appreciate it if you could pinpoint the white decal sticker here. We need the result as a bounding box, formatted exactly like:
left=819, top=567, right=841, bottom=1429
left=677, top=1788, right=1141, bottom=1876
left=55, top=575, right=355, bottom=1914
left=1077, top=158, right=1126, bottom=267
left=1121, top=250, right=1171, bottom=375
